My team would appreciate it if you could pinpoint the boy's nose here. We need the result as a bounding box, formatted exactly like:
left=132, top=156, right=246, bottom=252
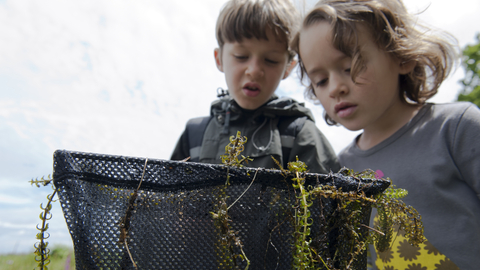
left=245, top=59, right=264, bottom=79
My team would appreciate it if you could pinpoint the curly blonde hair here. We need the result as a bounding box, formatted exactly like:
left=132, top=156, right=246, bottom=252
left=291, top=0, right=458, bottom=125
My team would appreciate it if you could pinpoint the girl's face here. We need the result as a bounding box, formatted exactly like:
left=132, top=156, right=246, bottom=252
left=299, top=21, right=411, bottom=132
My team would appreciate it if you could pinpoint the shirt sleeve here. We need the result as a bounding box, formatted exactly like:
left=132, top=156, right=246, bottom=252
left=288, top=119, right=341, bottom=174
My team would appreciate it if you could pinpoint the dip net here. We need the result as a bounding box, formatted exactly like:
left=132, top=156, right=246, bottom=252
left=53, top=150, right=388, bottom=269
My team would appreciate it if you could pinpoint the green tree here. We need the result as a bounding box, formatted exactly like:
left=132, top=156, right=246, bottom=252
left=457, top=33, right=480, bottom=107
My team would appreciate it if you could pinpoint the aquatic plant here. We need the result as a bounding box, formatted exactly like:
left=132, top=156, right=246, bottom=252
left=279, top=165, right=425, bottom=269
left=30, top=175, right=56, bottom=270
left=212, top=131, right=252, bottom=269
left=117, top=159, right=148, bottom=270
left=372, top=183, right=425, bottom=252
left=287, top=158, right=317, bottom=269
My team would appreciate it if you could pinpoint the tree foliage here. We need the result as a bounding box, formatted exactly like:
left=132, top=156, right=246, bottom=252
left=458, top=33, right=480, bottom=107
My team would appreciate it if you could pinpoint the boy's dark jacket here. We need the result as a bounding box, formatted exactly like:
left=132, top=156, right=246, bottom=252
left=171, top=94, right=340, bottom=174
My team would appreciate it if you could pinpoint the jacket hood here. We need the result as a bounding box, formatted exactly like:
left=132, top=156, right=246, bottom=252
left=209, top=93, right=317, bottom=155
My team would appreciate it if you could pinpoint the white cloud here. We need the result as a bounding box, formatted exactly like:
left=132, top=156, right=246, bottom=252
left=0, top=0, right=228, bottom=160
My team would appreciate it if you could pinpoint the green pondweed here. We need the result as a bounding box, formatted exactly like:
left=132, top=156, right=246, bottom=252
left=277, top=164, right=426, bottom=269
left=30, top=175, right=56, bottom=270
left=212, top=131, right=253, bottom=270
left=288, top=158, right=317, bottom=269
left=117, top=158, right=148, bottom=270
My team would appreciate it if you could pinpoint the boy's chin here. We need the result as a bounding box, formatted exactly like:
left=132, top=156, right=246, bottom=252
left=237, top=103, right=262, bottom=111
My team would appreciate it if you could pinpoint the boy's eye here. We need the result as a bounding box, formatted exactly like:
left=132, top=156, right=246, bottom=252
left=234, top=55, right=248, bottom=60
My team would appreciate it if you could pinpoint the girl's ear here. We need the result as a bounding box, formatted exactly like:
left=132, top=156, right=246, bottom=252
left=399, top=60, right=416, bottom=75
left=214, top=48, right=224, bottom=72
left=282, top=59, right=297, bottom=79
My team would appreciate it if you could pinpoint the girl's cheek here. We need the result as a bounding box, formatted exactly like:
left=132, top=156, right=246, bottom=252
left=318, top=94, right=333, bottom=111
left=314, top=88, right=325, bottom=101
left=313, top=89, right=321, bottom=101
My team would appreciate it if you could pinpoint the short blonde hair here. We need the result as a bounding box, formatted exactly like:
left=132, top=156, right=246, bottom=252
left=291, top=0, right=459, bottom=125
left=216, top=0, right=300, bottom=61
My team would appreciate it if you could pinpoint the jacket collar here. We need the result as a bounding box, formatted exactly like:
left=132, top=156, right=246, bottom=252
left=210, top=93, right=315, bottom=123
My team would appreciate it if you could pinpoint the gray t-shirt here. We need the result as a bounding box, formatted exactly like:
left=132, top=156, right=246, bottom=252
left=339, top=102, right=480, bottom=270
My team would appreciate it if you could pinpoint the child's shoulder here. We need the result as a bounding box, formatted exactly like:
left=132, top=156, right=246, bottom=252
left=431, top=101, right=475, bottom=111
left=421, top=102, right=480, bottom=137
left=429, top=101, right=479, bottom=120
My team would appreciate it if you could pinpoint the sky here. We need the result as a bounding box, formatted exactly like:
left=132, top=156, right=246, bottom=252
left=0, top=0, right=479, bottom=254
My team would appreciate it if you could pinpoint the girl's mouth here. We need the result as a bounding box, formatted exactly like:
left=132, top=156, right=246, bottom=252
left=334, top=102, right=357, bottom=118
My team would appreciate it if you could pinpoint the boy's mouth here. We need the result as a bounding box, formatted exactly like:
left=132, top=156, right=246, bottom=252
left=242, top=83, right=261, bottom=97
left=334, top=102, right=357, bottom=118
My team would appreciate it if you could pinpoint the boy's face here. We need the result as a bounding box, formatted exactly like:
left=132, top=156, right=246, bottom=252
left=214, top=29, right=295, bottom=110
left=299, top=21, right=414, bottom=132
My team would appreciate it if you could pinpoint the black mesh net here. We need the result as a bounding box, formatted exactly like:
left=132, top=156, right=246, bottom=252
left=53, top=150, right=389, bottom=270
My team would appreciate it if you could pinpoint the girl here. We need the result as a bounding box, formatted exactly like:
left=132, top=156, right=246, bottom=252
left=292, top=0, right=480, bottom=269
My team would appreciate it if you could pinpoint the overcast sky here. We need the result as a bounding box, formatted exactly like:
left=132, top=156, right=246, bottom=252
left=0, top=0, right=479, bottom=254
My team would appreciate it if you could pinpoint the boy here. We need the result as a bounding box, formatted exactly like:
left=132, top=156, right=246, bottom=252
left=171, top=0, right=339, bottom=174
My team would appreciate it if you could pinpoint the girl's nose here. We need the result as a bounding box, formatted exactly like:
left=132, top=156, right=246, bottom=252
left=329, top=73, right=349, bottom=98
left=245, top=58, right=264, bottom=79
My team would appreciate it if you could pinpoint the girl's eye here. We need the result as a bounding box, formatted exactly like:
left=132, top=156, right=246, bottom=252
left=266, top=58, right=279, bottom=64
left=315, top=78, right=328, bottom=87
left=344, top=68, right=351, bottom=73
